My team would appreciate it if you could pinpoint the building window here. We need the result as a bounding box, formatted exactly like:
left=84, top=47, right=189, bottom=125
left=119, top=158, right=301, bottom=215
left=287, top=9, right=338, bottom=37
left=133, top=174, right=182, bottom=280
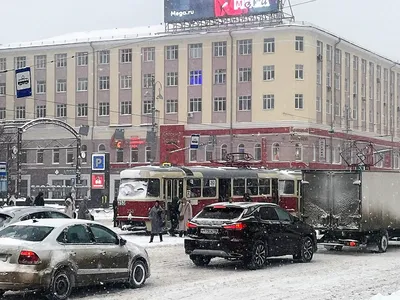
left=98, top=144, right=106, bottom=152
left=166, top=99, right=178, bottom=114
left=34, top=81, right=46, bottom=94
left=55, top=54, right=67, bottom=68
left=263, top=65, right=275, bottom=81
left=120, top=75, right=132, bottom=89
left=254, top=144, right=261, bottom=160
left=143, top=100, right=152, bottom=114
left=189, top=44, right=202, bottom=59
left=238, top=39, right=252, bottom=55
left=345, top=78, right=349, bottom=92
left=143, top=73, right=155, bottom=88
left=238, top=144, right=245, bottom=159
left=317, top=41, right=323, bottom=56
left=99, top=76, right=110, bottom=90
left=221, top=144, right=228, bottom=160
left=295, top=143, right=302, bottom=161
left=326, top=45, right=332, bottom=61
left=20, top=150, right=27, bottom=164
left=77, top=78, right=88, bottom=91
left=116, top=149, right=124, bottom=163
left=36, top=149, right=44, bottom=164
left=53, top=146, right=60, bottom=164
left=262, top=94, right=274, bottom=110
left=263, top=38, right=275, bottom=53
left=0, top=108, right=6, bottom=120
left=66, top=149, right=74, bottom=164
left=335, top=73, right=341, bottom=90
left=189, top=149, right=197, bottom=162
left=56, top=79, right=67, bottom=93
left=205, top=146, right=213, bottom=162
left=295, top=94, right=304, bottom=109
left=143, top=47, right=155, bottom=62
left=0, top=83, right=5, bottom=96
left=16, top=106, right=25, bottom=119
left=166, top=45, right=178, bottom=60
left=317, top=69, right=321, bottom=84
left=145, top=146, right=152, bottom=162
left=56, top=104, right=67, bottom=118
left=316, top=97, right=321, bottom=112
left=238, top=68, right=251, bottom=82
left=272, top=143, right=280, bottom=161
left=120, top=49, right=132, bottom=63
left=335, top=49, right=341, bottom=64
left=76, top=52, right=88, bottom=66
left=238, top=96, right=251, bottom=111
left=98, top=102, right=110, bottom=116
left=345, top=53, right=350, bottom=67
left=81, top=145, right=87, bottom=163
left=189, top=70, right=202, bottom=85
left=15, top=56, right=26, bottom=69
left=214, top=69, right=226, bottom=84
left=36, top=105, right=46, bottom=118
left=35, top=55, right=46, bottom=69
left=295, top=36, right=304, bottom=52
left=213, top=97, right=226, bottom=112
left=99, top=50, right=110, bottom=64
left=327, top=72, right=332, bottom=87
left=295, top=64, right=304, bottom=80
left=189, top=98, right=202, bottom=113
left=120, top=101, right=132, bottom=115
left=213, top=41, right=227, bottom=57
left=166, top=72, right=178, bottom=86
left=361, top=59, right=367, bottom=73
left=77, top=103, right=88, bottom=117
left=353, top=56, right=359, bottom=70
left=0, top=58, right=6, bottom=71
left=326, top=99, right=331, bottom=114
left=131, top=148, right=138, bottom=162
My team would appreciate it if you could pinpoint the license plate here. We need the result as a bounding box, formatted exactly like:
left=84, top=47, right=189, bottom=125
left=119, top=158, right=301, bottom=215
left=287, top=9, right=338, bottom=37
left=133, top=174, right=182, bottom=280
left=200, top=228, right=219, bottom=235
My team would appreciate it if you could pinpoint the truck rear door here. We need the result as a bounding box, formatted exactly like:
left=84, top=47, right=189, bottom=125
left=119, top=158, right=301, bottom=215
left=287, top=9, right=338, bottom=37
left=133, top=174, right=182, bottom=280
left=302, top=170, right=361, bottom=230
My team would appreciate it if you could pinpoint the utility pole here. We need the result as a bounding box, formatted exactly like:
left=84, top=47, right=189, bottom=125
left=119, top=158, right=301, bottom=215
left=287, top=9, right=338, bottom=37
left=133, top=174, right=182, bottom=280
left=149, top=77, right=163, bottom=165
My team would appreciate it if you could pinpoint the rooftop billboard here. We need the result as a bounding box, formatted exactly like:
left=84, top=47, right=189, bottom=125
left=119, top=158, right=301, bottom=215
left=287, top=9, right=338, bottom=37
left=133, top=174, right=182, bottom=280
left=164, top=0, right=279, bottom=23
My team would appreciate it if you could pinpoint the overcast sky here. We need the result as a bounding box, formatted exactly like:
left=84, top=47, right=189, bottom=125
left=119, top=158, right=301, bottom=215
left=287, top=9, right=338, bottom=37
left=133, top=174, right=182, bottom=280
left=1, top=0, right=399, bottom=60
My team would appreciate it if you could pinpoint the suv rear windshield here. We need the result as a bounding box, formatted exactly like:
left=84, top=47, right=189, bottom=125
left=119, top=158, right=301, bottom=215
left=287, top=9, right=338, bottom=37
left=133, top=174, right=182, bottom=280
left=197, top=207, right=244, bottom=220
left=0, top=214, right=11, bottom=228
left=0, top=225, right=54, bottom=242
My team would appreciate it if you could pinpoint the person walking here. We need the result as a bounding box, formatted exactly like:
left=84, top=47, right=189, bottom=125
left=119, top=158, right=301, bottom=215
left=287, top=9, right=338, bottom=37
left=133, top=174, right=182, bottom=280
left=178, top=198, right=193, bottom=237
left=77, top=196, right=91, bottom=220
left=149, top=200, right=164, bottom=243
left=112, top=198, right=118, bottom=227
left=33, top=192, right=45, bottom=206
left=169, top=196, right=179, bottom=236
left=25, top=196, right=33, bottom=206
left=64, top=193, right=75, bottom=218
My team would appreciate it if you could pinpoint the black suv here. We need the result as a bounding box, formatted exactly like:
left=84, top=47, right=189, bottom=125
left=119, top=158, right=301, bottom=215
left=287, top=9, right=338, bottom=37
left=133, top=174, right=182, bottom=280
left=184, top=202, right=317, bottom=270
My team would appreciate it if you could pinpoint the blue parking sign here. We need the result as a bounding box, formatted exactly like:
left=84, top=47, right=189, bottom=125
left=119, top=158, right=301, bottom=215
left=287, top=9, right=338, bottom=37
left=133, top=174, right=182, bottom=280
left=91, top=154, right=105, bottom=171
left=15, top=67, right=32, bottom=98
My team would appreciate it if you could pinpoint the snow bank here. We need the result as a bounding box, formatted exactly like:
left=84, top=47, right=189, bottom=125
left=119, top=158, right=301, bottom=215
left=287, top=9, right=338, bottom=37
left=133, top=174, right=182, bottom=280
left=122, top=234, right=184, bottom=249
left=371, top=291, right=400, bottom=299
left=89, top=208, right=113, bottom=220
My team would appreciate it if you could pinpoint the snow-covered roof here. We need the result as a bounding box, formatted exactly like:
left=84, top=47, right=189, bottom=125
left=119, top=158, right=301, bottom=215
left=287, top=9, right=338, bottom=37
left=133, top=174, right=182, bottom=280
left=0, top=24, right=166, bottom=50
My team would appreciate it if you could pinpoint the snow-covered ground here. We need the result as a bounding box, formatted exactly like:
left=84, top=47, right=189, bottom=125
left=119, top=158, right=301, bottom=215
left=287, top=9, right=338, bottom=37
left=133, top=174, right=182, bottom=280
left=371, top=291, right=400, bottom=300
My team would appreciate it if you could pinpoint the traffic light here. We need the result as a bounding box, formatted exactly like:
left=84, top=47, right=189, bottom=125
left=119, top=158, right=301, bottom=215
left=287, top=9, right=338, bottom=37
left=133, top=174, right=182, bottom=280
left=115, top=140, right=123, bottom=149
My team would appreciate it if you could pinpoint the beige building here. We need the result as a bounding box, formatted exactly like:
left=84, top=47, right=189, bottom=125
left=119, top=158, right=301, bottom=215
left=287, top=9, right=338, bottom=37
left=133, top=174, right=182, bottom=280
left=0, top=22, right=399, bottom=198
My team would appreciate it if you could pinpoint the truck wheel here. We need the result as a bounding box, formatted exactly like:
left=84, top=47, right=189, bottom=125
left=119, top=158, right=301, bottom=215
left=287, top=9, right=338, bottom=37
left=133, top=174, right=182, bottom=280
left=294, top=237, right=314, bottom=263
left=244, top=240, right=267, bottom=270
left=190, top=255, right=211, bottom=266
left=378, top=232, right=389, bottom=253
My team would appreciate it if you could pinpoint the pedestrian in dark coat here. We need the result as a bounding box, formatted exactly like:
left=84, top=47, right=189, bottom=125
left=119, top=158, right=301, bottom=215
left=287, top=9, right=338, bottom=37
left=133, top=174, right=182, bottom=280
left=112, top=198, right=118, bottom=227
left=149, top=200, right=164, bottom=243
left=25, top=196, right=33, bottom=206
left=169, top=197, right=179, bottom=236
left=34, top=192, right=45, bottom=206
left=77, top=196, right=91, bottom=220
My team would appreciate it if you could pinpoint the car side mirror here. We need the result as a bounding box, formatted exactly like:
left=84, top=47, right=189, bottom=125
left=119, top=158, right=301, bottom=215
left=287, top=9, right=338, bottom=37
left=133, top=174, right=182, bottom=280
left=119, top=238, right=127, bottom=246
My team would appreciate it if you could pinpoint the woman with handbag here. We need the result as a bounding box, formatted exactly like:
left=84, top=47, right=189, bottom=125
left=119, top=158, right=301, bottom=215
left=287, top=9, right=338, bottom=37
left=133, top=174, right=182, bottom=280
left=178, top=198, right=193, bottom=237
left=149, top=200, right=165, bottom=243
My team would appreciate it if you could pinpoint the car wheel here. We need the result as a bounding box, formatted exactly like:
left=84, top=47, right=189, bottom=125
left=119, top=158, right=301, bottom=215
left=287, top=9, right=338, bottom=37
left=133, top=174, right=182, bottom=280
left=47, top=269, right=73, bottom=300
left=377, top=232, right=389, bottom=253
left=128, top=260, right=147, bottom=288
left=244, top=240, right=267, bottom=270
left=190, top=255, right=211, bottom=267
left=294, top=236, right=314, bottom=263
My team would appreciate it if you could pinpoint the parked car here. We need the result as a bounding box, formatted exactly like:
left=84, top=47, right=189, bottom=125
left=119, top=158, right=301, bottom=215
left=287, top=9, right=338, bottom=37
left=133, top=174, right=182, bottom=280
left=0, top=218, right=150, bottom=299
left=0, top=206, right=71, bottom=229
left=184, top=202, right=317, bottom=270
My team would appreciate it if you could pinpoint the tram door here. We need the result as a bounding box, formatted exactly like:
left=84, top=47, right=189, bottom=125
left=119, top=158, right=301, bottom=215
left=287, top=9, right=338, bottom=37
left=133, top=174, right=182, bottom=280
left=163, top=179, right=184, bottom=206
left=271, top=178, right=279, bottom=205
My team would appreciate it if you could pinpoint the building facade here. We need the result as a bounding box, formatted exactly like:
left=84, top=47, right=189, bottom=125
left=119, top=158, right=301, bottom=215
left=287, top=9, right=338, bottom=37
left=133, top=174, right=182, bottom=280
left=0, top=23, right=399, bottom=199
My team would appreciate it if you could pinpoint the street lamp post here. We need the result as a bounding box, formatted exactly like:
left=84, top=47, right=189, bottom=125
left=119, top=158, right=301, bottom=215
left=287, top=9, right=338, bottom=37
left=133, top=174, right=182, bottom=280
left=149, top=78, right=163, bottom=164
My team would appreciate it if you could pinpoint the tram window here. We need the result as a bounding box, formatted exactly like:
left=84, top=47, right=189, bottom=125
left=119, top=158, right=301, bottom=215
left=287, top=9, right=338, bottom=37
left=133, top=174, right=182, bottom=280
left=233, top=178, right=245, bottom=196
left=147, top=179, right=160, bottom=197
left=259, top=179, right=271, bottom=195
left=203, top=178, right=217, bottom=198
left=246, top=178, right=258, bottom=195
left=187, top=178, right=201, bottom=198
left=282, top=180, right=295, bottom=194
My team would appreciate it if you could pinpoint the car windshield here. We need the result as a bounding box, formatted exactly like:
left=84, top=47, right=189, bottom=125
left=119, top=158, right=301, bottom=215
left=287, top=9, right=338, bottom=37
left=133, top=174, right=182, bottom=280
left=0, top=225, right=54, bottom=242
left=0, top=214, right=11, bottom=227
left=197, top=207, right=244, bottom=220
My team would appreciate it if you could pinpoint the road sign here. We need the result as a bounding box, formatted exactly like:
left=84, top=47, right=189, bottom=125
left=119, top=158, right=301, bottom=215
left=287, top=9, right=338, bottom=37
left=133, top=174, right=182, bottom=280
left=15, top=67, right=32, bottom=98
left=0, top=162, right=6, bottom=176
left=91, top=173, right=105, bottom=189
left=190, top=134, right=200, bottom=149
left=91, top=153, right=105, bottom=171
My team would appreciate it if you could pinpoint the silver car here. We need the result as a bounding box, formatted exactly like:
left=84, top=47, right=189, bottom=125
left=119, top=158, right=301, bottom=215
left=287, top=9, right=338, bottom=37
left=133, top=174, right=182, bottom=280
left=0, top=219, right=150, bottom=300
left=0, top=206, right=71, bottom=229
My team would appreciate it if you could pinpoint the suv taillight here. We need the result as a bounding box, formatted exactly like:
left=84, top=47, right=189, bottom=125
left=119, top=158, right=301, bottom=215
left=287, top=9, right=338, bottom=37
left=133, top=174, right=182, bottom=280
left=18, top=250, right=41, bottom=265
left=187, top=221, right=197, bottom=228
left=223, top=223, right=247, bottom=230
